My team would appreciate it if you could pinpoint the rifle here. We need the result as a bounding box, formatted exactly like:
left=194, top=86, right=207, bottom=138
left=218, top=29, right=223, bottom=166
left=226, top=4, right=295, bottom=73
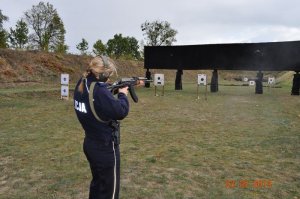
left=107, top=77, right=152, bottom=103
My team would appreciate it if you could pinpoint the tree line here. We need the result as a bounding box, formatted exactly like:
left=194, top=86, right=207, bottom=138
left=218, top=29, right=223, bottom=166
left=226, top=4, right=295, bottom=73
left=0, top=2, right=177, bottom=60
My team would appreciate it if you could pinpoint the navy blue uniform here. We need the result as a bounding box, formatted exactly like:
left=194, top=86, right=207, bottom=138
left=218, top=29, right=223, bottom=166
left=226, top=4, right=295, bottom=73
left=74, top=76, right=129, bottom=199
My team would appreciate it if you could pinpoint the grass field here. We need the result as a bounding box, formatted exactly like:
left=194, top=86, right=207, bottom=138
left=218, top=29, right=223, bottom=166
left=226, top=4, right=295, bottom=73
left=0, top=82, right=299, bottom=199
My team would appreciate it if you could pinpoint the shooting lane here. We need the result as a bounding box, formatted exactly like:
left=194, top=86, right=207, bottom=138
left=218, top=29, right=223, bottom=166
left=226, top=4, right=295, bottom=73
left=144, top=40, right=300, bottom=95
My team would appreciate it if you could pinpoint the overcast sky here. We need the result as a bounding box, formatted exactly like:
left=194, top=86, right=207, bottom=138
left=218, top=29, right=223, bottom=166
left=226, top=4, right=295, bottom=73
left=1, top=0, right=300, bottom=53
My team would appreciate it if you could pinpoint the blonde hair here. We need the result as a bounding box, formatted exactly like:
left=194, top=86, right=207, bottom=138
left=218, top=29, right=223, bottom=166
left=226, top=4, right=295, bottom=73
left=78, top=56, right=117, bottom=93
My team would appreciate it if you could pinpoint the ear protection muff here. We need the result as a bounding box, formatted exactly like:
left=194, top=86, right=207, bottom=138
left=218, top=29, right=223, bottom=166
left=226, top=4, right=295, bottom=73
left=97, top=55, right=110, bottom=82
left=100, top=55, right=109, bottom=68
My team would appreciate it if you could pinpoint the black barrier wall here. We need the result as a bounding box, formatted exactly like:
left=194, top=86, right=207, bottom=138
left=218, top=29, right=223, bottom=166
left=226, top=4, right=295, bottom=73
left=144, top=41, right=300, bottom=71
left=144, top=40, right=300, bottom=95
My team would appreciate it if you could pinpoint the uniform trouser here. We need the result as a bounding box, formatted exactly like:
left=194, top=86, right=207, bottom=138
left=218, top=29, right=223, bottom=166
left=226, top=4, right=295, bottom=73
left=83, top=137, right=120, bottom=199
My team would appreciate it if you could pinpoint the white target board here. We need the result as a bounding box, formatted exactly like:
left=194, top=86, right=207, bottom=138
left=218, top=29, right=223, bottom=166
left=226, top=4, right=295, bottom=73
left=61, top=85, right=69, bottom=97
left=197, top=74, right=207, bottom=85
left=243, top=77, right=249, bottom=82
left=249, top=80, right=255, bottom=86
left=61, top=73, right=69, bottom=99
left=268, top=77, right=275, bottom=85
left=154, top=74, right=164, bottom=86
left=61, top=74, right=69, bottom=85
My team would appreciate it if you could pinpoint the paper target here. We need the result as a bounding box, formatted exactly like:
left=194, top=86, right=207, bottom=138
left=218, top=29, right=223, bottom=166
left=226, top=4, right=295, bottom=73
left=154, top=74, right=164, bottom=86
left=249, top=80, right=255, bottom=86
left=61, top=85, right=69, bottom=97
left=61, top=74, right=69, bottom=85
left=197, top=74, right=207, bottom=85
left=268, top=77, right=275, bottom=85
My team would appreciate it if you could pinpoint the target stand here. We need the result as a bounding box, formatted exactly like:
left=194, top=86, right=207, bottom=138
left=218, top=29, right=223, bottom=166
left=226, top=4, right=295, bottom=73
left=61, top=74, right=69, bottom=100
left=154, top=74, right=165, bottom=96
left=197, top=74, right=208, bottom=100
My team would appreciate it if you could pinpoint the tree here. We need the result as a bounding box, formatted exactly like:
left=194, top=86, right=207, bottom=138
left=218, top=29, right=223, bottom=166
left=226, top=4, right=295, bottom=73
left=93, top=39, right=106, bottom=56
left=24, top=2, right=66, bottom=52
left=52, top=42, right=68, bottom=53
left=106, top=34, right=124, bottom=59
left=0, top=10, right=9, bottom=29
left=0, top=31, right=8, bottom=48
left=0, top=10, right=9, bottom=48
left=141, top=20, right=177, bottom=46
left=127, top=36, right=141, bottom=60
left=106, top=34, right=140, bottom=59
left=48, top=13, right=67, bottom=53
left=76, top=38, right=88, bottom=55
left=139, top=40, right=145, bottom=58
left=9, top=19, right=29, bottom=49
